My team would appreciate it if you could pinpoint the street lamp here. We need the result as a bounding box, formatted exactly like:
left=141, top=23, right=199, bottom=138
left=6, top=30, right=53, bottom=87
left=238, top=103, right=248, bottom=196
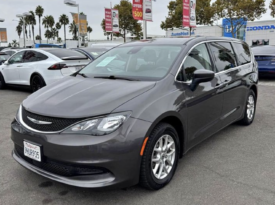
left=64, top=0, right=80, bottom=47
left=16, top=12, right=31, bottom=48
left=0, top=18, right=5, bottom=46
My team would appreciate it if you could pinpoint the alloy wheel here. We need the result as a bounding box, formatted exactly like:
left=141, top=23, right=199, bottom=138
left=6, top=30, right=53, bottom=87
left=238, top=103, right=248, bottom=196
left=151, top=134, right=176, bottom=180
left=247, top=95, right=255, bottom=120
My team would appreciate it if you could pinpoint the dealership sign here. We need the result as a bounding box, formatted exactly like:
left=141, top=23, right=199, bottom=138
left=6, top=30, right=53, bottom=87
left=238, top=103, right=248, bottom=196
left=247, top=25, right=275, bottom=31
left=171, top=31, right=195, bottom=37
left=105, top=8, right=119, bottom=33
left=182, top=0, right=196, bottom=28
left=132, top=0, right=153, bottom=21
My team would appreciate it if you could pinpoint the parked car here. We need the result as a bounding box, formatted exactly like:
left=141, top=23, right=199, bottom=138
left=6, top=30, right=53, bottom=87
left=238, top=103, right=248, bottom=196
left=11, top=37, right=258, bottom=190
left=2, top=48, right=22, bottom=56
left=73, top=44, right=119, bottom=60
left=0, top=48, right=90, bottom=92
left=145, top=8, right=151, bottom=13
left=251, top=45, right=275, bottom=77
left=0, top=52, right=10, bottom=65
left=190, top=16, right=196, bottom=21
left=113, top=24, right=119, bottom=28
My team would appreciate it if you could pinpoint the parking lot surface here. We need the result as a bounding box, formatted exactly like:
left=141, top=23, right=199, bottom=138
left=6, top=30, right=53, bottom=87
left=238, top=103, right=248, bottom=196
left=1, top=79, right=275, bottom=205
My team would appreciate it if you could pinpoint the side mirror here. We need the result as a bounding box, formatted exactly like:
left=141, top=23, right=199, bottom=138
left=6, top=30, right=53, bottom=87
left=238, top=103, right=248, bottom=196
left=190, top=69, right=215, bottom=91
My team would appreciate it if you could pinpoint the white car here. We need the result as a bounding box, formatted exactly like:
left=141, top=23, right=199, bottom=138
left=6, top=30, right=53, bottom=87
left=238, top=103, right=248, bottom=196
left=0, top=48, right=90, bottom=92
left=2, top=48, right=21, bottom=56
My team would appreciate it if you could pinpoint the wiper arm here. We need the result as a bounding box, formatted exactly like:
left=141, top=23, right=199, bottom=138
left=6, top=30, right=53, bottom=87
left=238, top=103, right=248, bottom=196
left=76, top=73, right=88, bottom=78
left=94, top=75, right=139, bottom=81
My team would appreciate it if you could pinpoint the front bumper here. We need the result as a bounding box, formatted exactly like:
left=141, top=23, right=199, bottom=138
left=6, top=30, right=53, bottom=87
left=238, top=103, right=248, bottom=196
left=11, top=117, right=151, bottom=189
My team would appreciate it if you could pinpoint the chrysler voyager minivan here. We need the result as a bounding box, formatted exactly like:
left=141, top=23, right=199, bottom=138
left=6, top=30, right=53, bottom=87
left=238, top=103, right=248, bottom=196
left=11, top=37, right=258, bottom=190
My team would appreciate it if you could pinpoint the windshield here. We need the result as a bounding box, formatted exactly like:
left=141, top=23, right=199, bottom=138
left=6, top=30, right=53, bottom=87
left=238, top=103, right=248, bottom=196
left=79, top=45, right=182, bottom=81
left=0, top=55, right=9, bottom=61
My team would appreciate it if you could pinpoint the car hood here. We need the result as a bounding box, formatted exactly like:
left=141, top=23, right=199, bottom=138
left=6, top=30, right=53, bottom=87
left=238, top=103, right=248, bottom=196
left=23, top=77, right=156, bottom=118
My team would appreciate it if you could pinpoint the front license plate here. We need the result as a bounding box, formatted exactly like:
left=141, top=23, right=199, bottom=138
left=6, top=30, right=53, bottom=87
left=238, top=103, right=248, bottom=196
left=24, top=141, right=41, bottom=162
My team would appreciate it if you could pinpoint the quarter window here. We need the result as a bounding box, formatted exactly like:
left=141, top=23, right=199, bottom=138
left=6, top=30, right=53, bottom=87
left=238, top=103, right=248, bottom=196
left=177, top=43, right=213, bottom=81
left=233, top=43, right=251, bottom=65
left=208, top=42, right=237, bottom=72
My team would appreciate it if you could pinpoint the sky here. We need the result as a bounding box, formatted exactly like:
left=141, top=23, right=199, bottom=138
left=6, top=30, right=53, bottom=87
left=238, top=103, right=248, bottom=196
left=0, top=0, right=274, bottom=46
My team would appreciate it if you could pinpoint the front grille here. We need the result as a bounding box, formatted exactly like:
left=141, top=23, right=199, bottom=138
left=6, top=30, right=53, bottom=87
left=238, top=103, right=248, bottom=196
left=15, top=145, right=107, bottom=177
left=22, top=106, right=85, bottom=132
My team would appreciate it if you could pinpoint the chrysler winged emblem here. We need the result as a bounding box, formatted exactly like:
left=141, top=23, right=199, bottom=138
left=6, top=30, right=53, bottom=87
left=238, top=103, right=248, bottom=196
left=27, top=116, right=52, bottom=125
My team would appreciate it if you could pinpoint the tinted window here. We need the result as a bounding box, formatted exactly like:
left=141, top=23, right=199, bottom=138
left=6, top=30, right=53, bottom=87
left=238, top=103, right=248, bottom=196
left=4, top=51, right=15, bottom=56
left=177, top=43, right=213, bottom=81
left=46, top=49, right=88, bottom=60
left=233, top=43, right=251, bottom=65
left=82, top=48, right=110, bottom=58
left=9, top=51, right=24, bottom=64
left=23, top=51, right=48, bottom=62
left=208, top=42, right=237, bottom=72
left=0, top=54, right=9, bottom=61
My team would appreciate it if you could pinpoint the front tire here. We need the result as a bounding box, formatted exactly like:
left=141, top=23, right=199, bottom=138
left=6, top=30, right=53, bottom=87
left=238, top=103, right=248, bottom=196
left=239, top=90, right=256, bottom=125
left=139, top=123, right=180, bottom=190
left=0, top=73, right=6, bottom=89
left=31, top=75, right=46, bottom=93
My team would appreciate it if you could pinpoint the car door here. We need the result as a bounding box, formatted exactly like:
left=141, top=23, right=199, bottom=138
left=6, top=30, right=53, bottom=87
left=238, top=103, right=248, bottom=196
left=1, top=51, right=25, bottom=84
left=208, top=41, right=249, bottom=127
left=177, top=43, right=224, bottom=145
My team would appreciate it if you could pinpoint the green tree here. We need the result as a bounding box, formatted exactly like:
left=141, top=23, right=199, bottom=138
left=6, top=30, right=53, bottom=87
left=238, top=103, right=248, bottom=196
left=16, top=25, right=22, bottom=41
left=160, top=0, right=214, bottom=32
left=87, top=26, right=93, bottom=41
left=52, top=28, right=58, bottom=40
left=44, top=29, right=53, bottom=41
left=35, top=5, right=44, bottom=43
left=28, top=11, right=36, bottom=43
left=69, top=21, right=78, bottom=40
left=213, top=0, right=266, bottom=38
left=36, top=35, right=41, bottom=40
left=270, top=0, right=275, bottom=17
left=11, top=40, right=19, bottom=47
left=59, top=14, right=69, bottom=45
left=57, top=37, right=62, bottom=43
left=113, top=0, right=142, bottom=42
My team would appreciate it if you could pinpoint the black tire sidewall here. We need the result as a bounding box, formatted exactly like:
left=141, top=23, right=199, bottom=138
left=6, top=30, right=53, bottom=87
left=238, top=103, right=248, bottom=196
left=242, top=90, right=256, bottom=125
left=0, top=73, right=6, bottom=89
left=141, top=123, right=180, bottom=190
left=31, top=75, right=45, bottom=92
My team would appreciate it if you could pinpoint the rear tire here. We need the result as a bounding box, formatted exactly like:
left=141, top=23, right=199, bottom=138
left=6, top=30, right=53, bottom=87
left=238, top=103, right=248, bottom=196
left=31, top=75, right=46, bottom=93
left=0, top=73, right=6, bottom=89
left=239, top=90, right=256, bottom=125
left=139, top=123, right=180, bottom=190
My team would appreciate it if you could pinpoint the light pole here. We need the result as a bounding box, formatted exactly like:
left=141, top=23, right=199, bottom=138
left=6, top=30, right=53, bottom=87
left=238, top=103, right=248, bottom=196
left=64, top=0, right=80, bottom=47
left=16, top=12, right=31, bottom=48
left=0, top=18, right=5, bottom=47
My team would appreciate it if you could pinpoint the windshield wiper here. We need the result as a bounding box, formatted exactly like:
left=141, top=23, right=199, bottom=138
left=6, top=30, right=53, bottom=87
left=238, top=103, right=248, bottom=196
left=76, top=73, right=88, bottom=78
left=94, top=75, right=139, bottom=81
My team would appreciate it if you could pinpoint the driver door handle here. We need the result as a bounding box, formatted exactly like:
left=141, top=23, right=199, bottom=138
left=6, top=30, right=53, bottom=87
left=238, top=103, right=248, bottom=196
left=17, top=65, right=23, bottom=67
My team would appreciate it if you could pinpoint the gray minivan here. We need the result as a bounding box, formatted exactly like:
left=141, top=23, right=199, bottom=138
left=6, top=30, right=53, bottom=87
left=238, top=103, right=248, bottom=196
left=11, top=37, right=258, bottom=190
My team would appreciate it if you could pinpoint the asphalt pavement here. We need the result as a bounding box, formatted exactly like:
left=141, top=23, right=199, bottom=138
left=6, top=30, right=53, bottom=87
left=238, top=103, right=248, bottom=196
left=1, top=79, right=275, bottom=205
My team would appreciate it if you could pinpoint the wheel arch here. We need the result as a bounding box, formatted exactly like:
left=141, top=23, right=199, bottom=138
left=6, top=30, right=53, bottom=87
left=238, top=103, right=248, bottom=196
left=30, top=72, right=46, bottom=86
left=250, top=84, right=258, bottom=100
left=144, top=112, right=186, bottom=158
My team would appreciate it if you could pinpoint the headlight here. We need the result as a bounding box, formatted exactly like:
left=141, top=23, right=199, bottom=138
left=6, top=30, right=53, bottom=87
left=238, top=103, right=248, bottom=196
left=62, top=112, right=131, bottom=135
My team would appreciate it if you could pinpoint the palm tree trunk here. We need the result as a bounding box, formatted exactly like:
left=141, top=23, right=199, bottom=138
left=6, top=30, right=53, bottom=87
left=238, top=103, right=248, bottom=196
left=39, top=17, right=41, bottom=44
left=32, top=25, right=35, bottom=44
left=64, top=25, right=66, bottom=47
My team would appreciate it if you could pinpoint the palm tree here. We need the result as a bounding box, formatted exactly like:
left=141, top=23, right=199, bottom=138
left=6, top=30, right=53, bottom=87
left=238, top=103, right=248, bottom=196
left=11, top=40, right=19, bottom=47
left=35, top=5, right=44, bottom=44
left=28, top=11, right=36, bottom=43
left=55, top=22, right=61, bottom=38
left=87, top=26, right=93, bottom=41
left=69, top=21, right=78, bottom=40
left=47, top=15, right=55, bottom=30
left=51, top=28, right=58, bottom=40
left=59, top=14, right=69, bottom=46
left=42, top=16, right=50, bottom=43
left=44, top=30, right=52, bottom=41
left=16, top=25, right=22, bottom=43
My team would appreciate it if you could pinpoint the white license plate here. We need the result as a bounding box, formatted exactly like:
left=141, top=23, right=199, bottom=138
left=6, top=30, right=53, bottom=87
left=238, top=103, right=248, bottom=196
left=24, top=141, right=41, bottom=162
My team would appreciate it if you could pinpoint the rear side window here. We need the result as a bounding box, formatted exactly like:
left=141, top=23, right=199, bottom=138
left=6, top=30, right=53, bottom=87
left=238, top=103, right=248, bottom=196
left=23, top=51, right=48, bottom=62
left=177, top=43, right=213, bottom=81
left=208, top=42, right=237, bottom=72
left=46, top=49, right=88, bottom=60
left=233, top=43, right=251, bottom=65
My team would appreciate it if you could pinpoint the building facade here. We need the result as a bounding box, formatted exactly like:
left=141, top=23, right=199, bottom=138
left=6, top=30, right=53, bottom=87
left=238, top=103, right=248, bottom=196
left=166, top=20, right=275, bottom=46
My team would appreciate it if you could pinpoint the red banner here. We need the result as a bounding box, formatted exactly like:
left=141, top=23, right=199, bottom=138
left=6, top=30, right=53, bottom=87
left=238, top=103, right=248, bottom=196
left=132, top=0, right=143, bottom=20
left=105, top=8, right=113, bottom=32
left=183, top=0, right=190, bottom=27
